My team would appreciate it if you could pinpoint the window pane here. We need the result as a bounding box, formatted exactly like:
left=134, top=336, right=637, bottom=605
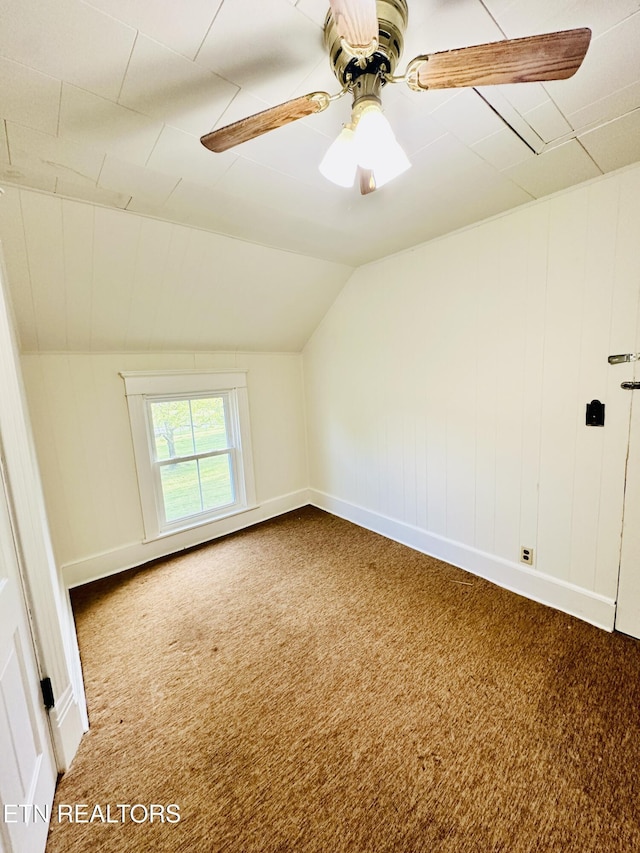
left=160, top=461, right=202, bottom=521
left=190, top=396, right=230, bottom=453
left=150, top=400, right=194, bottom=460
left=200, top=454, right=235, bottom=510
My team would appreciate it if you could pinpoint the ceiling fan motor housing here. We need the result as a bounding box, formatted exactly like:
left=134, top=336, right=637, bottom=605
left=324, top=0, right=409, bottom=86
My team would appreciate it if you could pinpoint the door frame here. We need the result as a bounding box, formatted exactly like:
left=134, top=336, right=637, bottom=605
left=615, top=363, right=640, bottom=638
left=0, top=441, right=58, bottom=853
left=0, top=249, right=87, bottom=771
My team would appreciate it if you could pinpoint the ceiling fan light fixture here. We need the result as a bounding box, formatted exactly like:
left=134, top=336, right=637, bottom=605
left=319, top=125, right=358, bottom=187
left=352, top=103, right=411, bottom=188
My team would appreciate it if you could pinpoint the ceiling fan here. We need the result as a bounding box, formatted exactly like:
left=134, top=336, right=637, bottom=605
left=200, top=0, right=591, bottom=194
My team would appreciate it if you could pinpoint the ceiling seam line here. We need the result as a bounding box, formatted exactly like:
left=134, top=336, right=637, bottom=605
left=193, top=1, right=226, bottom=63
left=477, top=0, right=508, bottom=38
left=117, top=30, right=139, bottom=104
left=473, top=89, right=539, bottom=155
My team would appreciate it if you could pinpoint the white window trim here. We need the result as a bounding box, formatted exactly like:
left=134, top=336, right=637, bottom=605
left=121, top=370, right=257, bottom=542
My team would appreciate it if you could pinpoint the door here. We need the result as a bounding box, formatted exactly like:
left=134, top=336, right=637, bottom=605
left=616, top=365, right=640, bottom=639
left=0, top=458, right=57, bottom=853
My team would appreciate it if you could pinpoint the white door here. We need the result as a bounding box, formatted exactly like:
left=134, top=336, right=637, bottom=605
left=0, top=459, right=57, bottom=853
left=616, top=366, right=640, bottom=639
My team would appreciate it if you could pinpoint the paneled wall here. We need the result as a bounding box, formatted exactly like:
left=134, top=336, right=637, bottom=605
left=304, top=164, right=640, bottom=629
left=21, top=351, right=308, bottom=586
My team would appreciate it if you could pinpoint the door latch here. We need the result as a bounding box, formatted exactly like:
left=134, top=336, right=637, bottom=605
left=621, top=381, right=640, bottom=390
left=609, top=353, right=640, bottom=364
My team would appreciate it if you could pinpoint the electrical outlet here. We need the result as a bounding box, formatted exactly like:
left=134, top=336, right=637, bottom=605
left=520, top=546, right=534, bottom=566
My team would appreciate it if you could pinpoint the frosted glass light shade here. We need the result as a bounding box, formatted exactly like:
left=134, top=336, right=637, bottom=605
left=353, top=106, right=411, bottom=187
left=319, top=104, right=411, bottom=190
left=318, top=126, right=358, bottom=187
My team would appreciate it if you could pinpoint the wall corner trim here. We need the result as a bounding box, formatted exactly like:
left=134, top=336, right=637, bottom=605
left=309, top=490, right=616, bottom=632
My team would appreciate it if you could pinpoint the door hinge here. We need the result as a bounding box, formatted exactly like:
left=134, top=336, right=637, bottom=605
left=40, top=677, right=55, bottom=711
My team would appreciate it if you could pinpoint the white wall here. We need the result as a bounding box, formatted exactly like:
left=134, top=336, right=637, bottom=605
left=304, top=164, right=640, bottom=630
left=0, top=187, right=353, bottom=354
left=21, top=350, right=309, bottom=586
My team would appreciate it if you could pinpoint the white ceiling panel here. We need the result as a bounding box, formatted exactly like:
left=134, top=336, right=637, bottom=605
left=430, top=90, right=511, bottom=147
left=156, top=178, right=232, bottom=229
left=212, top=89, right=272, bottom=132
left=382, top=89, right=447, bottom=157
left=568, top=79, right=640, bottom=133
left=228, top=121, right=335, bottom=186
left=483, top=0, right=640, bottom=39
left=83, top=0, right=224, bottom=61
left=298, top=88, right=352, bottom=142
left=0, top=58, right=61, bottom=136
left=472, top=128, right=534, bottom=171
left=7, top=123, right=104, bottom=184
left=579, top=109, right=640, bottom=173
left=55, top=178, right=131, bottom=209
left=0, top=0, right=639, bottom=352
left=486, top=82, right=549, bottom=116
left=158, top=176, right=358, bottom=265
left=295, top=0, right=329, bottom=28
left=118, top=35, right=238, bottom=136
left=504, top=140, right=602, bottom=198
left=544, top=13, right=640, bottom=120
left=0, top=163, right=56, bottom=193
left=195, top=0, right=325, bottom=104
left=410, top=132, right=496, bottom=189
left=0, top=0, right=136, bottom=101
left=145, top=126, right=238, bottom=189
left=370, top=168, right=530, bottom=259
left=288, top=56, right=348, bottom=138
left=215, top=157, right=344, bottom=224
left=401, top=0, right=503, bottom=59
left=98, top=156, right=179, bottom=207
left=411, top=141, right=533, bottom=206
left=0, top=156, right=57, bottom=193
left=0, top=125, right=9, bottom=163
left=59, top=85, right=163, bottom=166
left=522, top=100, right=573, bottom=143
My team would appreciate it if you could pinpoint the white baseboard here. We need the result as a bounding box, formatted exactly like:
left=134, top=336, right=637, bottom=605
left=62, top=490, right=311, bottom=588
left=49, top=683, right=85, bottom=772
left=309, top=490, right=616, bottom=632
left=62, top=486, right=616, bottom=631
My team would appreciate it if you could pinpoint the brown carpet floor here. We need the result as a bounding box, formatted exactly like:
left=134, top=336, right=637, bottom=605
left=47, top=506, right=640, bottom=852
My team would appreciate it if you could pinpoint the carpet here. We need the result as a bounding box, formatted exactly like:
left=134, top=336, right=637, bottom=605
left=46, top=507, right=640, bottom=852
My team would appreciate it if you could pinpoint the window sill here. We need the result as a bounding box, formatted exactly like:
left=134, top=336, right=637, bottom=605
left=142, top=503, right=259, bottom=544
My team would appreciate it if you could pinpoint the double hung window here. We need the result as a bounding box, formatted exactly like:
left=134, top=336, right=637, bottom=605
left=121, top=370, right=256, bottom=540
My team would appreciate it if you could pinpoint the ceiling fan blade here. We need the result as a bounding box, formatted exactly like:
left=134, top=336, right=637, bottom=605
left=201, top=92, right=331, bottom=153
left=329, top=0, right=379, bottom=51
left=406, top=28, right=592, bottom=91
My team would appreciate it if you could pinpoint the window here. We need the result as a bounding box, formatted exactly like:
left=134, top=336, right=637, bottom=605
left=121, top=370, right=256, bottom=540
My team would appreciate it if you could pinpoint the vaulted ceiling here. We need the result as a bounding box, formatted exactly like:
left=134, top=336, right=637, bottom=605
left=1, top=1, right=640, bottom=354
left=1, top=0, right=639, bottom=270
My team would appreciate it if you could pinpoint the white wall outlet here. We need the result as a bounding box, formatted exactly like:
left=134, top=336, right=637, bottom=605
left=520, top=546, right=534, bottom=566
